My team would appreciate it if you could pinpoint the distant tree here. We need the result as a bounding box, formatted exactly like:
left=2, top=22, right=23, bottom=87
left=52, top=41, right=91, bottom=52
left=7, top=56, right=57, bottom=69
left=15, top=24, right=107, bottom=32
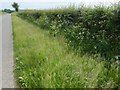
left=12, top=2, right=19, bottom=12
left=2, top=9, right=14, bottom=13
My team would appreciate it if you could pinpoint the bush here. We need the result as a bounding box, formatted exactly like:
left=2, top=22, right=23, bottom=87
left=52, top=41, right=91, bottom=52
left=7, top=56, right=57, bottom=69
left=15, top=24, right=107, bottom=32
left=17, top=4, right=120, bottom=60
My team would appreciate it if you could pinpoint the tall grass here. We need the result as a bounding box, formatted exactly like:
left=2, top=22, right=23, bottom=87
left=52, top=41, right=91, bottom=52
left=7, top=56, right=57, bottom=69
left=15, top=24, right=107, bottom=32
left=12, top=14, right=119, bottom=88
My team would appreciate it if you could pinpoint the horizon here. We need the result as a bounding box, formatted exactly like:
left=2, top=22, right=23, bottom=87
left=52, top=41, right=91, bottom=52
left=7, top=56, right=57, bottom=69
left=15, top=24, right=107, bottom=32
left=0, top=0, right=119, bottom=10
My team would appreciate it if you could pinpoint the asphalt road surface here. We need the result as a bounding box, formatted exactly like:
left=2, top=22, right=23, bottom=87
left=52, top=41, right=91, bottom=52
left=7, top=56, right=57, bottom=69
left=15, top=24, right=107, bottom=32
left=0, top=14, right=2, bottom=89
left=2, top=14, right=16, bottom=88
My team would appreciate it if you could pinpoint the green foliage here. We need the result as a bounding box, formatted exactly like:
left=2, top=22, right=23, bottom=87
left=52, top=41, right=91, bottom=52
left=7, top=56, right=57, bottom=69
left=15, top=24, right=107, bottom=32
left=2, top=9, right=14, bottom=13
left=17, top=4, right=120, bottom=60
left=12, top=15, right=119, bottom=88
left=12, top=2, right=19, bottom=12
left=14, top=3, right=120, bottom=88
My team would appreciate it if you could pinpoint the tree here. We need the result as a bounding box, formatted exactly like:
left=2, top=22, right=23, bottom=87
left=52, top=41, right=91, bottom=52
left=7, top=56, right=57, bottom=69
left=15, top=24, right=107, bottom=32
left=12, top=2, right=19, bottom=12
left=2, top=9, right=14, bottom=13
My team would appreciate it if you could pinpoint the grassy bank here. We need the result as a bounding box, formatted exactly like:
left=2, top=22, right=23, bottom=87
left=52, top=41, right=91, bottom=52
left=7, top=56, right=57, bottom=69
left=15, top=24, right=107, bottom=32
left=12, top=14, right=119, bottom=88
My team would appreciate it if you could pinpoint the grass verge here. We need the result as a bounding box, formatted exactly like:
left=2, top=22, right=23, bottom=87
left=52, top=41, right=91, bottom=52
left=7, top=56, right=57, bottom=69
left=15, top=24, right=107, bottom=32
left=12, top=14, right=119, bottom=88
left=0, top=12, right=3, bottom=15
left=0, top=12, right=6, bottom=15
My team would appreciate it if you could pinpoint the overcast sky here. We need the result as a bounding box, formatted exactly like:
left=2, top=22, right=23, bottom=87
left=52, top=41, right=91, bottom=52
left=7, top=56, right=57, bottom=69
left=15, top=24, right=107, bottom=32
left=0, top=0, right=119, bottom=10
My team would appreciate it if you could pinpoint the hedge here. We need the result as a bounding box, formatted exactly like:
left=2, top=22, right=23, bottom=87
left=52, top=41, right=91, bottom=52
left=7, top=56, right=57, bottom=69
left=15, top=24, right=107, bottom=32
left=17, top=4, right=120, bottom=60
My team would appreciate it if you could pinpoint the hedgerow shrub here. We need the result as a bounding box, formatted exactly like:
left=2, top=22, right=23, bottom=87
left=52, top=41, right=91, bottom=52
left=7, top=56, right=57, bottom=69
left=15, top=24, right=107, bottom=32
left=17, top=4, right=120, bottom=60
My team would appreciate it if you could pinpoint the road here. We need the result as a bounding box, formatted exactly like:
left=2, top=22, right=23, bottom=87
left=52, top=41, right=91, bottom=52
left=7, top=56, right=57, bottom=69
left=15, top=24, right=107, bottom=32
left=0, top=14, right=2, bottom=89
left=2, top=14, right=16, bottom=88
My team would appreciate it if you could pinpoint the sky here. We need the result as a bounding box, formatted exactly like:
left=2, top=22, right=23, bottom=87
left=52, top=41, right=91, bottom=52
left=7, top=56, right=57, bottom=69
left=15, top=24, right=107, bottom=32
left=0, top=0, right=119, bottom=10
